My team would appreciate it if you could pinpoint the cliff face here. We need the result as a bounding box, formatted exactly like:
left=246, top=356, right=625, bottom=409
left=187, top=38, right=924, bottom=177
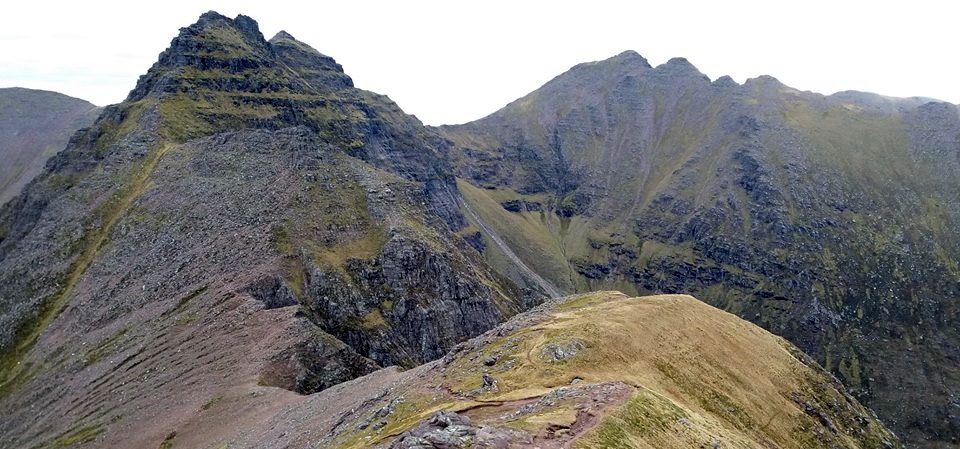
left=0, top=12, right=535, bottom=448
left=440, top=52, right=960, bottom=447
left=0, top=88, right=101, bottom=205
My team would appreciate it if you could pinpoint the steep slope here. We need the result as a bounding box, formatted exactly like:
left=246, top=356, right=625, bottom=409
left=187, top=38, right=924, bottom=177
left=0, top=12, right=538, bottom=448
left=108, top=292, right=901, bottom=449
left=0, top=88, right=100, bottom=205
left=439, top=52, right=960, bottom=448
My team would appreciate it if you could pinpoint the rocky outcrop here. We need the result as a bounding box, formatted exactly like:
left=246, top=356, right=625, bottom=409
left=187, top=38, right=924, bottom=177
left=500, top=199, right=542, bottom=212
left=299, top=232, right=520, bottom=367
left=259, top=319, right=379, bottom=394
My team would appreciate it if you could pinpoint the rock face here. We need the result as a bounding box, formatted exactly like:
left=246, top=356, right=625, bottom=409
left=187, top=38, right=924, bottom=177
left=0, top=88, right=101, bottom=205
left=0, top=12, right=533, bottom=448
left=440, top=52, right=960, bottom=448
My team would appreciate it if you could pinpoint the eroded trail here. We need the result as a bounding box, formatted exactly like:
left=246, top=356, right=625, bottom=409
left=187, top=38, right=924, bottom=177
left=458, top=196, right=564, bottom=298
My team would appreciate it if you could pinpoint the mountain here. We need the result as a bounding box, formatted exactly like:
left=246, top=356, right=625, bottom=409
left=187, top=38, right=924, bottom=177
left=0, top=11, right=947, bottom=449
left=0, top=88, right=100, bottom=205
left=439, top=52, right=960, bottom=448
left=0, top=12, right=537, bottom=448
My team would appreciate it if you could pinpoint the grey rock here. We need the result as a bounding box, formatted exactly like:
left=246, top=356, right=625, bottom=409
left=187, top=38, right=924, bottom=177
left=540, top=338, right=586, bottom=362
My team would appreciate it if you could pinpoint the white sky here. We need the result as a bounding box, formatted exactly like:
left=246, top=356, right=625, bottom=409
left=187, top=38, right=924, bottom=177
left=1, top=0, right=957, bottom=125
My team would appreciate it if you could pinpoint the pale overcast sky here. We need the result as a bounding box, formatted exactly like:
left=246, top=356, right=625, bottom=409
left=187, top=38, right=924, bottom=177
left=1, top=0, right=957, bottom=125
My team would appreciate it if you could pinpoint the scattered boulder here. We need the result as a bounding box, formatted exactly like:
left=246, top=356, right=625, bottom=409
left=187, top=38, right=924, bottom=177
left=242, top=276, right=298, bottom=309
left=540, top=338, right=587, bottom=362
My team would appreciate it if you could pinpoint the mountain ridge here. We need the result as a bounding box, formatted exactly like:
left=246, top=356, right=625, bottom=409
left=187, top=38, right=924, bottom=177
left=0, top=12, right=953, bottom=449
left=455, top=51, right=953, bottom=128
left=438, top=50, right=959, bottom=448
left=0, top=13, right=545, bottom=448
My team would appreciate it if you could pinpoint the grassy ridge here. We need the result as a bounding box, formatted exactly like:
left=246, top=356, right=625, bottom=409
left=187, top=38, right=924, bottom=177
left=330, top=292, right=901, bottom=449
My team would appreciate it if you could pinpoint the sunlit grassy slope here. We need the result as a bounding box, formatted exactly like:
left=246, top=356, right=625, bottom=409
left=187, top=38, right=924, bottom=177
left=331, top=291, right=901, bottom=449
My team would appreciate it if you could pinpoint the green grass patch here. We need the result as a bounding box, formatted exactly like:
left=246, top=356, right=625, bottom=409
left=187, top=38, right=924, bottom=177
left=654, top=360, right=753, bottom=430
left=201, top=394, right=224, bottom=411
left=52, top=423, right=104, bottom=447
left=575, top=389, right=692, bottom=448
left=158, top=431, right=176, bottom=449
left=83, top=327, right=130, bottom=367
left=271, top=225, right=294, bottom=257
left=362, top=309, right=388, bottom=330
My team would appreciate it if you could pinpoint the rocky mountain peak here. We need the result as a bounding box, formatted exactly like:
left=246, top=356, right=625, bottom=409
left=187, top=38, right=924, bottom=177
left=0, top=11, right=529, bottom=449
left=653, top=56, right=710, bottom=82
left=232, top=14, right=263, bottom=39
left=610, top=50, right=652, bottom=69
left=126, top=11, right=274, bottom=102
left=712, top=74, right=739, bottom=88
left=196, top=10, right=228, bottom=23
left=743, top=74, right=785, bottom=89
left=269, top=30, right=296, bottom=41
left=664, top=56, right=693, bottom=66
left=191, top=11, right=264, bottom=42
left=440, top=48, right=960, bottom=449
left=268, top=30, right=353, bottom=88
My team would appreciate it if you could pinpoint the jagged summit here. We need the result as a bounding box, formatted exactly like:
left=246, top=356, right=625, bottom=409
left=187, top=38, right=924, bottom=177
left=193, top=11, right=263, bottom=41
left=651, top=56, right=710, bottom=82
left=609, top=49, right=652, bottom=69
left=268, top=29, right=353, bottom=88
left=662, top=56, right=694, bottom=67
left=269, top=30, right=296, bottom=41
left=117, top=11, right=370, bottom=144
left=127, top=11, right=351, bottom=107
left=127, top=11, right=272, bottom=102
left=743, top=73, right=785, bottom=87
left=712, top=74, right=739, bottom=88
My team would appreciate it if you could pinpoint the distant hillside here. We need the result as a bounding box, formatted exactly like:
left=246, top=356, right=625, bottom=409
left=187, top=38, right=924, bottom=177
left=0, top=88, right=101, bottom=205
left=439, top=51, right=960, bottom=448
